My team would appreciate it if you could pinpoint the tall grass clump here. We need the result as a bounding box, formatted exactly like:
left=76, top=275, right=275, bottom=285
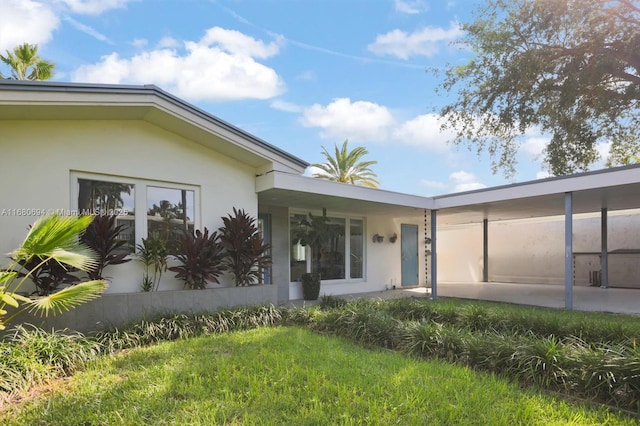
left=0, top=325, right=99, bottom=394
left=313, top=300, right=402, bottom=349
left=95, top=304, right=285, bottom=353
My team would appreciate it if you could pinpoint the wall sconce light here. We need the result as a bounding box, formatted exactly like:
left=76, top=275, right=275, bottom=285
left=389, top=233, right=397, bottom=243
left=372, top=233, right=384, bottom=243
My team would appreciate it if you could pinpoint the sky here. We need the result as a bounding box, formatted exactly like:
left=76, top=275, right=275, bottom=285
left=0, top=0, right=612, bottom=196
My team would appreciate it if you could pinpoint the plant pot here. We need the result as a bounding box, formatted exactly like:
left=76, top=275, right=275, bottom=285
left=301, top=272, right=321, bottom=301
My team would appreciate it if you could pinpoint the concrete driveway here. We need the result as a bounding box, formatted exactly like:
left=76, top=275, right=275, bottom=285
left=304, top=282, right=640, bottom=315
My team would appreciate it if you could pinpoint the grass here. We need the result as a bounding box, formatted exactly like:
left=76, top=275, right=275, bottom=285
left=1, top=326, right=635, bottom=425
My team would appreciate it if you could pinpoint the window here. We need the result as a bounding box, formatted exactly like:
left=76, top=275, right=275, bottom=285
left=78, top=178, right=135, bottom=252
left=74, top=173, right=198, bottom=253
left=350, top=219, right=364, bottom=279
left=146, top=186, right=195, bottom=252
left=290, top=213, right=364, bottom=282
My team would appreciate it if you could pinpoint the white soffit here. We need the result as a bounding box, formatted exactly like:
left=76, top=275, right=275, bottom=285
left=257, top=172, right=432, bottom=216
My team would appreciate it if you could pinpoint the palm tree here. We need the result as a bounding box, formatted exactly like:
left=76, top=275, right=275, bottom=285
left=0, top=43, right=55, bottom=80
left=312, top=140, right=380, bottom=188
left=0, top=214, right=107, bottom=330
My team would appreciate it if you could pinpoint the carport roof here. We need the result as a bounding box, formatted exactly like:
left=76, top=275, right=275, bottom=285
left=258, top=165, right=640, bottom=225
left=434, top=164, right=640, bottom=225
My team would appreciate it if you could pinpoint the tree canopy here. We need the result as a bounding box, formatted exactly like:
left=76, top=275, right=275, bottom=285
left=311, top=140, right=380, bottom=188
left=0, top=43, right=55, bottom=81
left=438, top=0, right=640, bottom=177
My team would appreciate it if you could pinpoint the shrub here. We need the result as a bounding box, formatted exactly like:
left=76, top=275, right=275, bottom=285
left=136, top=233, right=168, bottom=292
left=80, top=214, right=131, bottom=280
left=219, top=208, right=271, bottom=286
left=169, top=228, right=225, bottom=289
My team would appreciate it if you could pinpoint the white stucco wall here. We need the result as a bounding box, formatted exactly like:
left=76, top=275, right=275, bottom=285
left=437, top=211, right=640, bottom=288
left=269, top=208, right=427, bottom=300
left=1, top=119, right=259, bottom=293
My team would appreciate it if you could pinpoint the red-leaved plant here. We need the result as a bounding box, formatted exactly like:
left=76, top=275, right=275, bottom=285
left=80, top=215, right=131, bottom=280
left=219, top=208, right=271, bottom=286
left=169, top=228, right=226, bottom=289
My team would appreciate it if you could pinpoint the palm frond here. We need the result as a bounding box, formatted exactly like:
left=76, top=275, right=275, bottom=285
left=25, top=280, right=108, bottom=317
left=11, top=214, right=95, bottom=263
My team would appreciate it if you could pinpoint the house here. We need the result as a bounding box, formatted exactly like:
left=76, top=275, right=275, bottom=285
left=1, top=80, right=640, bottom=329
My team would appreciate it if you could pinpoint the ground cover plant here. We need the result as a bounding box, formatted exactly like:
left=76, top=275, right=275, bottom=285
left=2, top=297, right=640, bottom=422
left=1, top=327, right=634, bottom=425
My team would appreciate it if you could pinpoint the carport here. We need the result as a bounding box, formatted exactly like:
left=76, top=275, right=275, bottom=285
left=430, top=164, right=640, bottom=310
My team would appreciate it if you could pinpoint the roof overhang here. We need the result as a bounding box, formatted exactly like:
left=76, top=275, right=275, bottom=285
left=257, top=172, right=433, bottom=216
left=434, top=165, right=640, bottom=225
left=0, top=81, right=308, bottom=174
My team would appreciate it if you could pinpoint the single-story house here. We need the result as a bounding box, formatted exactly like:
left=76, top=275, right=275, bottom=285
left=1, top=81, right=640, bottom=329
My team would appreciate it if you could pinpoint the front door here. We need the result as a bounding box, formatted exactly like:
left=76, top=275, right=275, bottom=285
left=401, top=224, right=419, bottom=286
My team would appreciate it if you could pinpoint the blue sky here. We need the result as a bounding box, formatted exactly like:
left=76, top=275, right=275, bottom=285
left=0, top=0, right=612, bottom=196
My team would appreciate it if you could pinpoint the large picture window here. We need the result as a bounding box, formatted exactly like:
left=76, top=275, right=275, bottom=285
left=290, top=213, right=364, bottom=282
left=74, top=173, right=198, bottom=254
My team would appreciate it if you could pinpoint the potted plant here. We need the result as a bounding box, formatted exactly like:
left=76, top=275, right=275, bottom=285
left=301, top=271, right=321, bottom=301
left=291, top=212, right=339, bottom=300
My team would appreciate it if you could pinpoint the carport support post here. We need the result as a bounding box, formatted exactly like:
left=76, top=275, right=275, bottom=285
left=483, top=219, right=489, bottom=282
left=430, top=209, right=438, bottom=299
left=601, top=208, right=609, bottom=288
left=565, top=192, right=573, bottom=310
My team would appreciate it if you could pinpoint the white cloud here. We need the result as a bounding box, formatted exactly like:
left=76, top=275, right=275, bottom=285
left=58, top=0, right=135, bottom=15
left=300, top=98, right=395, bottom=142
left=520, top=136, right=548, bottom=158
left=392, top=113, right=453, bottom=152
left=131, top=38, right=148, bottom=49
left=536, top=171, right=551, bottom=179
left=450, top=170, right=486, bottom=192
left=200, top=27, right=281, bottom=59
left=64, top=16, right=113, bottom=44
left=296, top=70, right=316, bottom=80
left=420, top=180, right=447, bottom=189
left=367, top=22, right=463, bottom=59
left=157, top=36, right=179, bottom=49
left=596, top=141, right=611, bottom=162
left=394, top=0, right=428, bottom=14
left=0, top=0, right=59, bottom=51
left=271, top=99, right=303, bottom=113
left=72, top=27, right=284, bottom=102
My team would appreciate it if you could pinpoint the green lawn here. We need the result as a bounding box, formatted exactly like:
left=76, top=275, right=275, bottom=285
left=2, top=326, right=634, bottom=425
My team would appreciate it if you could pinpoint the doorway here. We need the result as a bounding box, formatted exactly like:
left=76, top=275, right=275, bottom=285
left=401, top=224, right=419, bottom=286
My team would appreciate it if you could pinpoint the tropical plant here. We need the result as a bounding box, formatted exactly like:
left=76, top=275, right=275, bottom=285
left=136, top=233, right=168, bottom=292
left=169, top=228, right=226, bottom=289
left=0, top=214, right=107, bottom=330
left=291, top=212, right=341, bottom=278
left=219, top=208, right=271, bottom=286
left=0, top=43, right=55, bottom=80
left=312, top=140, right=379, bottom=188
left=438, top=0, right=640, bottom=177
left=80, top=215, right=131, bottom=280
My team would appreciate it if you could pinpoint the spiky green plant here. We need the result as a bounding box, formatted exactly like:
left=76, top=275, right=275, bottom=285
left=0, top=214, right=108, bottom=330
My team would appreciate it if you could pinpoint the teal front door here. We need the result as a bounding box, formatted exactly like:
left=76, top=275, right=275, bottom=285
left=401, top=224, right=418, bottom=286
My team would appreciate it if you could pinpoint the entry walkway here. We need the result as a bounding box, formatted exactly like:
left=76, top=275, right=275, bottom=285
left=291, top=283, right=640, bottom=315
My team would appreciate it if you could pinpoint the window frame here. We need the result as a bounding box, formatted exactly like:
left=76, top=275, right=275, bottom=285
left=71, top=171, right=200, bottom=251
left=289, top=209, right=366, bottom=283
